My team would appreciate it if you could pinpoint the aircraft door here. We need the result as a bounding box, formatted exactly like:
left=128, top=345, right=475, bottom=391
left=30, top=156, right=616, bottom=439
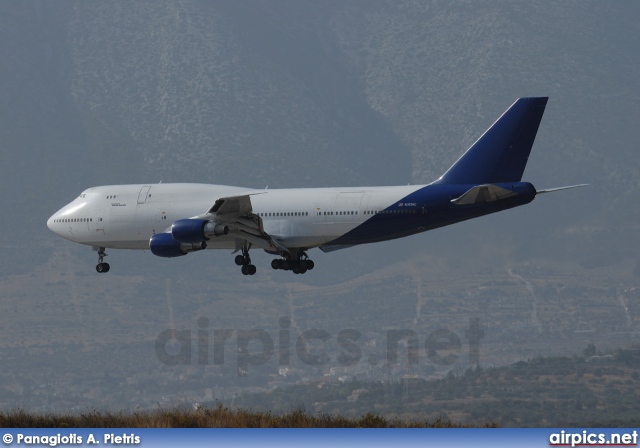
left=93, top=209, right=105, bottom=235
left=137, top=186, right=152, bottom=204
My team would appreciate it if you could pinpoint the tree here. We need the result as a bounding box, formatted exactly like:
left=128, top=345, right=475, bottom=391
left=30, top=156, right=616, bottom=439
left=583, top=344, right=597, bottom=358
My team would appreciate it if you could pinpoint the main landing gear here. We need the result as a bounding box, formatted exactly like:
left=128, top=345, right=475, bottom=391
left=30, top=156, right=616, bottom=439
left=234, top=244, right=256, bottom=275
left=232, top=245, right=315, bottom=276
left=95, top=247, right=110, bottom=273
left=271, top=251, right=315, bottom=275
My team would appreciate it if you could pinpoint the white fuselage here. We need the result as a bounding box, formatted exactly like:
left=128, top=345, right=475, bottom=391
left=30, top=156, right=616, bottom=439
left=46, top=183, right=424, bottom=251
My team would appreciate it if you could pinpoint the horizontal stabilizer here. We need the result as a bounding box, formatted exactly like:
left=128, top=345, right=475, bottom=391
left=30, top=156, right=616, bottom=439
left=451, top=184, right=518, bottom=205
left=536, top=184, right=588, bottom=195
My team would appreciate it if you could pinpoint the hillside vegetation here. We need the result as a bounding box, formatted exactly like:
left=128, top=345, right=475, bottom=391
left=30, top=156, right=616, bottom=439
left=0, top=405, right=484, bottom=428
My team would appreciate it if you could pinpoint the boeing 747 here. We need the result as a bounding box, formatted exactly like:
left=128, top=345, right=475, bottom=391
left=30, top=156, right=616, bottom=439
left=47, top=97, right=585, bottom=275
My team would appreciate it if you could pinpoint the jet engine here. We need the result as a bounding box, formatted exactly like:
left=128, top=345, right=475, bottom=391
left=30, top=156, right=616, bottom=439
left=149, top=233, right=206, bottom=258
left=171, top=219, right=229, bottom=243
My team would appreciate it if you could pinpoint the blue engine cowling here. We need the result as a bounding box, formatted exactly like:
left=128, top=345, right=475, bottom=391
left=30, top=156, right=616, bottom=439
left=171, top=219, right=228, bottom=243
left=149, top=233, right=206, bottom=258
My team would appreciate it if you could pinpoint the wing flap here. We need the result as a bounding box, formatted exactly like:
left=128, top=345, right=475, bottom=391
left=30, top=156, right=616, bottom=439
left=204, top=193, right=291, bottom=256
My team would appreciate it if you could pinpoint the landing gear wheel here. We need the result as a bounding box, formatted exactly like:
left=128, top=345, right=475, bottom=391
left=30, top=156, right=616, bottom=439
left=95, top=247, right=109, bottom=273
left=241, top=264, right=257, bottom=275
left=271, top=251, right=314, bottom=274
left=236, top=243, right=254, bottom=274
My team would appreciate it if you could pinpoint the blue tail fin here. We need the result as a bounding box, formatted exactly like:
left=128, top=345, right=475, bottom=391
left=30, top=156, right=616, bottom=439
left=435, top=97, right=548, bottom=184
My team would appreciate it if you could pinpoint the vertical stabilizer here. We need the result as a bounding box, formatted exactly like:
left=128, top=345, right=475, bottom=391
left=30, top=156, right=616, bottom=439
left=435, top=97, right=548, bottom=184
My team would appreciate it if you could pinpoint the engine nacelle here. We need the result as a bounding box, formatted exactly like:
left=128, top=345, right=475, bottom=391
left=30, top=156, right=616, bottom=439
left=171, top=219, right=229, bottom=243
left=149, top=233, right=206, bottom=258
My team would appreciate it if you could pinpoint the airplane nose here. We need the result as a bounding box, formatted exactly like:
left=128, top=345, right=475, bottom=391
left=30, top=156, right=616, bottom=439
left=47, top=214, right=59, bottom=234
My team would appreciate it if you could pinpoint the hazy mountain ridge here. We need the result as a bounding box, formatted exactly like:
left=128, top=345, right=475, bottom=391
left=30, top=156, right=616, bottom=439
left=66, top=0, right=411, bottom=187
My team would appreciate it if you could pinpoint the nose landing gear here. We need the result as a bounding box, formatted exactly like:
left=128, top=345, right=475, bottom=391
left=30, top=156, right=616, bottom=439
left=95, top=247, right=110, bottom=273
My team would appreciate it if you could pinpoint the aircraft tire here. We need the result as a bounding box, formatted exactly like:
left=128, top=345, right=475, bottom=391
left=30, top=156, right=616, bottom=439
left=235, top=255, right=245, bottom=266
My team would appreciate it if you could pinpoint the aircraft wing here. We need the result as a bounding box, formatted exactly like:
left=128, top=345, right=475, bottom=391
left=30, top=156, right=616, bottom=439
left=450, top=184, right=518, bottom=205
left=208, top=195, right=254, bottom=215
left=204, top=193, right=290, bottom=255
left=319, top=244, right=357, bottom=253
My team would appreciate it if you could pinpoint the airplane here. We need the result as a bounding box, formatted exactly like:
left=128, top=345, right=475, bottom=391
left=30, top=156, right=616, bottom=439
left=47, top=97, right=585, bottom=275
